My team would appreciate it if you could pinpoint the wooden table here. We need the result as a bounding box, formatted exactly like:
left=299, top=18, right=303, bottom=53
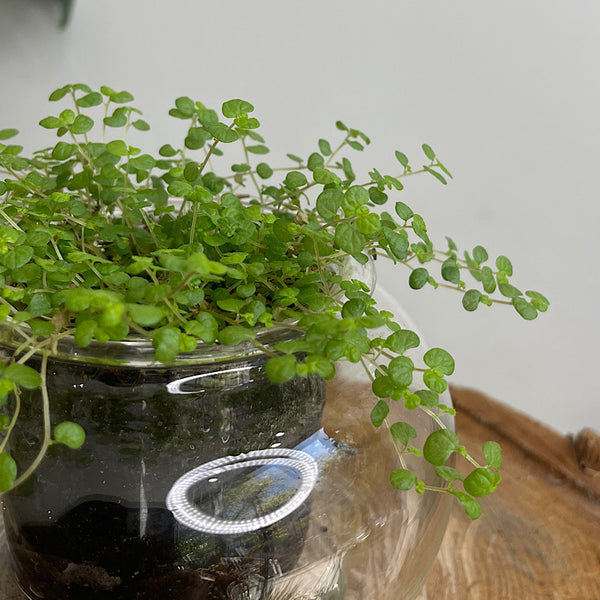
left=420, top=387, right=600, bottom=600
left=2, top=387, right=599, bottom=599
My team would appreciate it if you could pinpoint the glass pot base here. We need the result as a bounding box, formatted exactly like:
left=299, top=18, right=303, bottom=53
left=2, top=307, right=453, bottom=599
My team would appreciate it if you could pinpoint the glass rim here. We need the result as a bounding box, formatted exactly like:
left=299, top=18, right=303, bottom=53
left=0, top=321, right=299, bottom=368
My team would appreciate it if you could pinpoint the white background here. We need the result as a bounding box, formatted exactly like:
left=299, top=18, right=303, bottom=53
left=0, top=0, right=598, bottom=435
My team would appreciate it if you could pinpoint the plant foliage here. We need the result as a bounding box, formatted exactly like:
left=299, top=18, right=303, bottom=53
left=0, top=84, right=548, bottom=516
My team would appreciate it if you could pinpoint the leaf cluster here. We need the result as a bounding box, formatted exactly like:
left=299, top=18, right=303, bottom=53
left=0, top=84, right=547, bottom=515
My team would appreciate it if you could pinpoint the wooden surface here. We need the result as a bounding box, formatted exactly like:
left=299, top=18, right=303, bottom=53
left=419, top=386, right=600, bottom=600
left=2, top=386, right=599, bottom=599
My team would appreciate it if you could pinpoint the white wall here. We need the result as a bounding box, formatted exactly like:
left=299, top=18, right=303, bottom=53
left=1, top=0, right=598, bottom=435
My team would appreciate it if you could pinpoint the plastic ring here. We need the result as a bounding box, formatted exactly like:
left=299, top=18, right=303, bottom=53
left=166, top=448, right=319, bottom=534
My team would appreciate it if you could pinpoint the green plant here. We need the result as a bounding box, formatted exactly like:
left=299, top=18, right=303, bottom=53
left=0, top=83, right=548, bottom=518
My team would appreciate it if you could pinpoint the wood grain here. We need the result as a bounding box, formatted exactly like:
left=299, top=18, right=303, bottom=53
left=2, top=386, right=599, bottom=599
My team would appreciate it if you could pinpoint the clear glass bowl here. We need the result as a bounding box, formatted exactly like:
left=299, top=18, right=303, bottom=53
left=0, top=291, right=452, bottom=600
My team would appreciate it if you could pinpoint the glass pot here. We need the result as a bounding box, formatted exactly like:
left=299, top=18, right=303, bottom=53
left=0, top=293, right=453, bottom=600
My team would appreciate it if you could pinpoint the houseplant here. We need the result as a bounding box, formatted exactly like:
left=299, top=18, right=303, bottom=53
left=0, top=84, right=548, bottom=599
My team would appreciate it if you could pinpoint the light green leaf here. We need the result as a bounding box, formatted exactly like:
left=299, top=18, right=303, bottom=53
left=3, top=363, right=42, bottom=389
left=463, top=467, right=501, bottom=497
left=204, top=122, right=239, bottom=143
left=127, top=304, right=164, bottom=327
left=423, top=348, right=455, bottom=375
left=70, top=114, right=94, bottom=135
left=409, top=268, right=429, bottom=290
left=483, top=441, right=502, bottom=470
left=370, top=399, right=389, bottom=427
left=152, top=327, right=181, bottom=363
left=54, top=421, right=85, bottom=449
left=388, top=356, right=414, bottom=387
left=222, top=99, right=255, bottom=118
left=265, top=354, right=297, bottom=383
left=390, top=469, right=417, bottom=490
left=390, top=421, right=417, bottom=445
left=423, top=429, right=460, bottom=466
left=0, top=453, right=17, bottom=492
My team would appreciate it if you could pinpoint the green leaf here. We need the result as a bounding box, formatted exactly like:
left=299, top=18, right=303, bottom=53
left=174, top=96, right=195, bottom=117
left=423, top=165, right=446, bottom=185
left=496, top=255, right=513, bottom=276
left=422, top=144, right=436, bottom=160
left=0, top=128, right=18, bottom=140
left=222, top=99, right=255, bottom=118
left=285, top=171, right=308, bottom=189
left=409, top=268, right=429, bottom=289
left=217, top=326, right=256, bottom=346
left=185, top=312, right=218, bottom=344
left=70, top=114, right=94, bottom=135
left=384, top=229, right=409, bottom=261
left=385, top=329, right=420, bottom=354
left=111, top=90, right=135, bottom=104
left=76, top=92, right=103, bottom=107
left=74, top=319, right=97, bottom=347
left=313, top=168, right=339, bottom=185
left=318, top=139, right=332, bottom=156
left=246, top=144, right=269, bottom=155
left=342, top=186, right=369, bottom=215
left=152, top=327, right=181, bottom=363
left=132, top=119, right=150, bottom=131
left=395, top=150, right=409, bottom=168
left=390, top=421, right=417, bottom=445
left=159, top=144, right=178, bottom=157
left=168, top=180, right=193, bottom=197
left=441, top=258, right=460, bottom=284
left=499, top=282, right=522, bottom=299
left=388, top=356, right=414, bottom=387
left=307, top=152, right=324, bottom=171
left=0, top=453, right=17, bottom=492
left=435, top=466, right=464, bottom=482
left=54, top=421, right=85, bottom=449
left=390, top=469, right=417, bottom=490
left=451, top=490, right=482, bottom=520
left=512, top=297, right=538, bottom=320
left=473, top=245, right=488, bottom=264
left=526, top=290, right=549, bottom=312
left=423, top=348, right=455, bottom=375
left=483, top=441, right=502, bottom=470
left=2, top=246, right=34, bottom=269
left=355, top=213, right=381, bottom=234
left=265, top=354, right=297, bottom=383
left=39, top=116, right=64, bottom=129
left=481, top=266, right=496, bottom=293
left=463, top=467, right=501, bottom=497
left=28, top=293, right=52, bottom=317
left=52, top=141, right=77, bottom=160
left=3, top=363, right=42, bottom=389
left=334, top=222, right=366, bottom=257
left=462, top=289, right=482, bottom=311
left=204, top=122, right=239, bottom=143
left=316, top=188, right=343, bottom=220
left=256, top=162, right=273, bottom=179
left=106, top=140, right=128, bottom=156
left=423, top=368, right=448, bottom=393
left=127, top=304, right=164, bottom=327
left=370, top=399, right=389, bottom=427
left=423, top=429, right=460, bottom=466
left=49, top=85, right=71, bottom=101
left=129, top=154, right=156, bottom=170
